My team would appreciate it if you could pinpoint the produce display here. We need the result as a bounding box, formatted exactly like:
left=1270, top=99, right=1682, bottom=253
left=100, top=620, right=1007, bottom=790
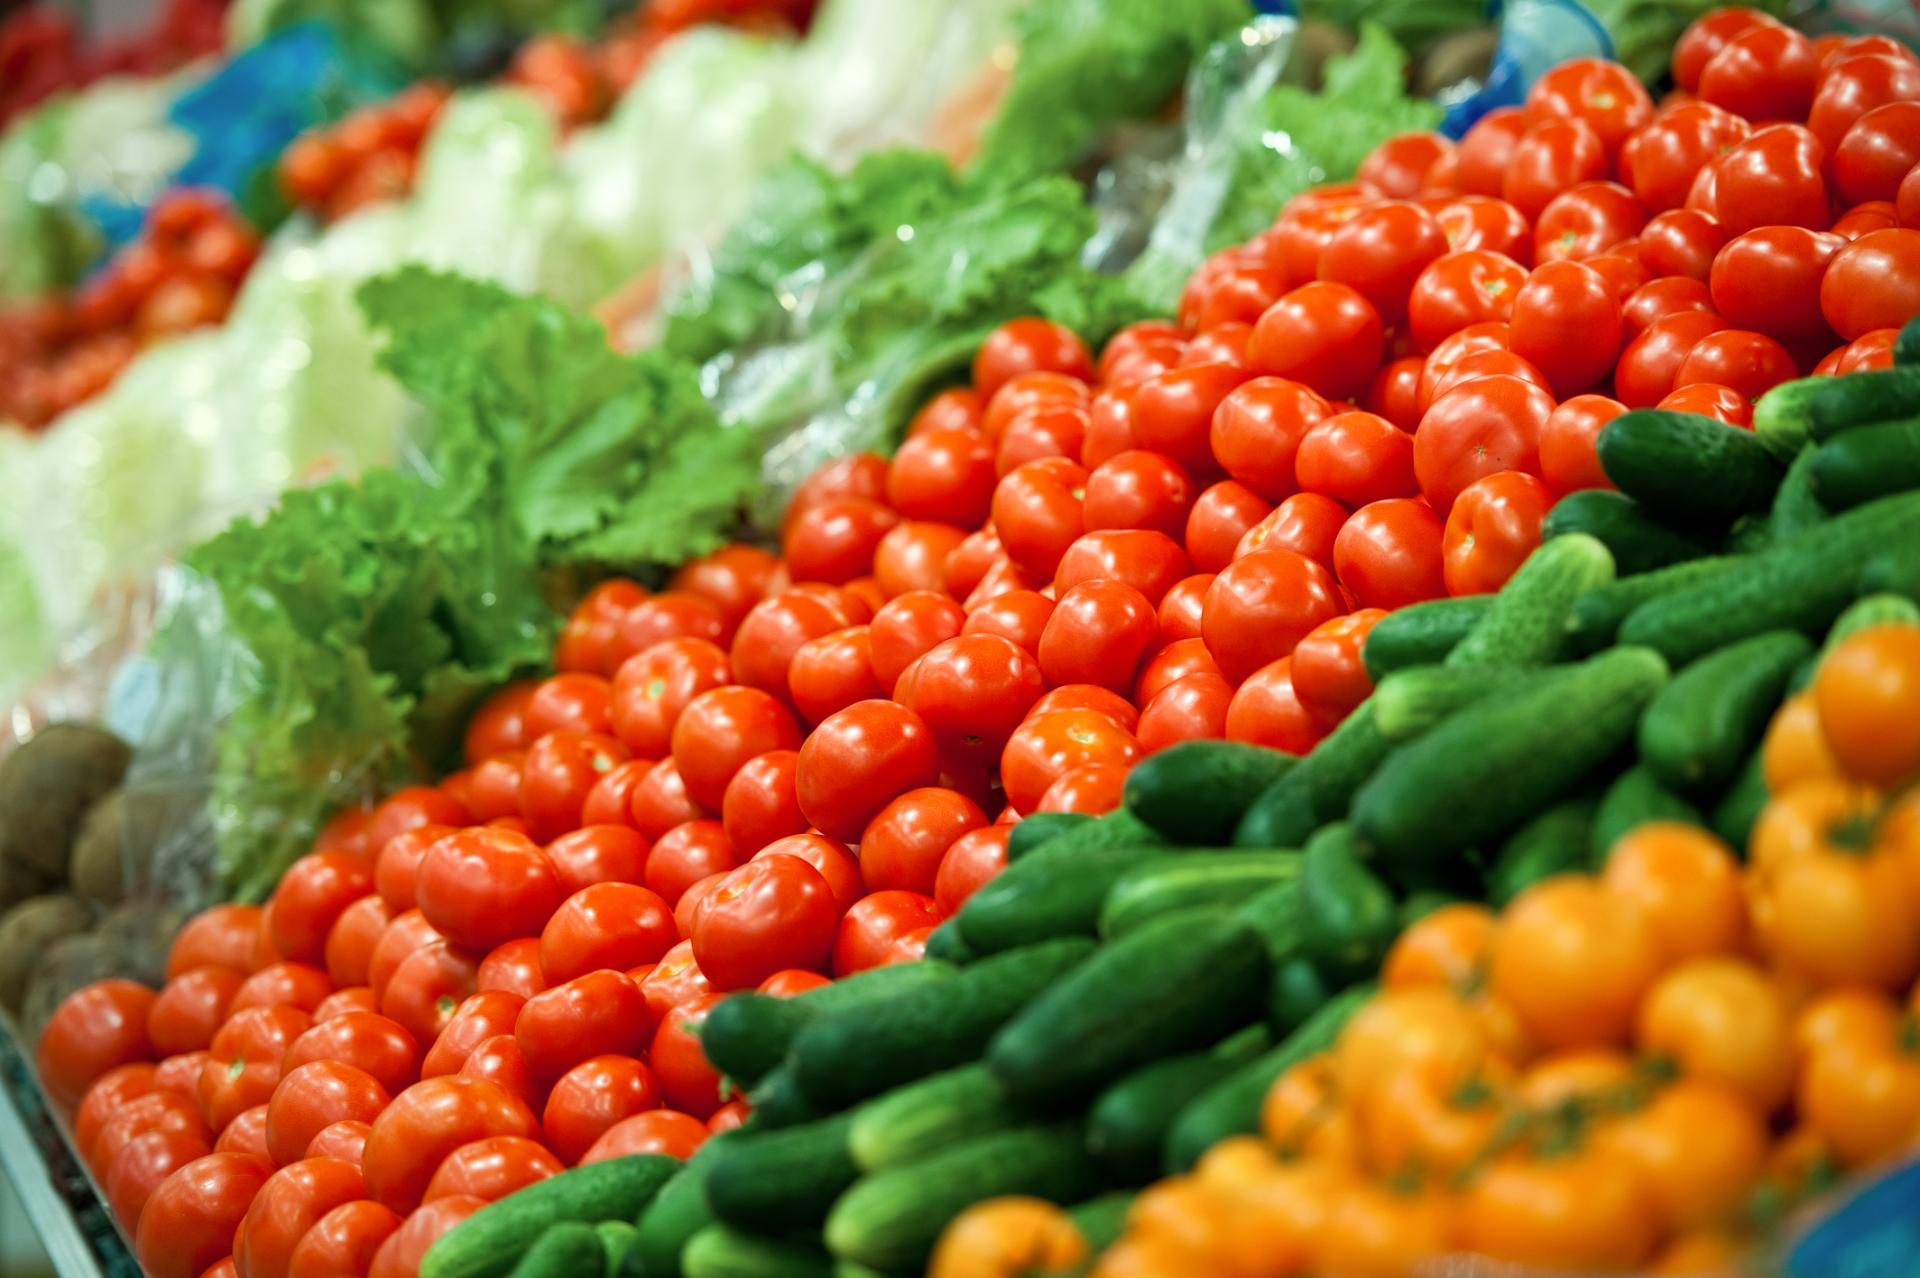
left=8, top=3, right=1920, bottom=1278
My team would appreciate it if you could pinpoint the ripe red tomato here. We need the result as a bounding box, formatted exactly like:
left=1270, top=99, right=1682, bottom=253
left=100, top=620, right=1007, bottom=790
left=365, top=1195, right=485, bottom=1278
left=107, top=1128, right=211, bottom=1232
left=1503, top=118, right=1607, bottom=220
left=1248, top=282, right=1384, bottom=399
left=1000, top=709, right=1143, bottom=814
left=1136, top=674, right=1235, bottom=752
left=261, top=1062, right=389, bottom=1168
left=786, top=626, right=887, bottom=726
left=1833, top=200, right=1902, bottom=240
left=1709, top=124, right=1831, bottom=236
left=643, top=820, right=738, bottom=908
left=1200, top=549, right=1345, bottom=683
left=1036, top=580, right=1161, bottom=693
left=134, top=1151, right=273, bottom=1278
left=982, top=373, right=1088, bottom=444
left=1509, top=261, right=1624, bottom=397
left=281, top=1013, right=419, bottom=1098
left=1208, top=376, right=1334, bottom=502
left=991, top=456, right=1090, bottom=579
left=1358, top=132, right=1455, bottom=197
left=873, top=521, right=968, bottom=597
left=1028, top=685, right=1140, bottom=731
left=869, top=592, right=966, bottom=693
left=973, top=318, right=1092, bottom=400
left=88, top=1091, right=209, bottom=1182
left=1620, top=102, right=1750, bottom=211
left=1442, top=471, right=1554, bottom=596
left=795, top=700, right=940, bottom=840
left=1615, top=310, right=1730, bottom=406
left=1698, top=24, right=1816, bottom=123
left=38, top=979, right=157, bottom=1108
left=421, top=991, right=524, bottom=1080
left=1184, top=480, right=1274, bottom=572
left=730, top=590, right=853, bottom=699
left=1364, top=354, right=1427, bottom=430
left=373, top=827, right=453, bottom=915
left=540, top=1055, right=660, bottom=1164
left=1082, top=450, right=1195, bottom=538
left=311, top=988, right=378, bottom=1022
left=1413, top=374, right=1552, bottom=514
left=518, top=730, right=630, bottom=843
left=379, top=941, right=477, bottom=1046
left=629, top=761, right=706, bottom=839
left=1637, top=210, right=1728, bottom=282
left=1135, top=637, right=1223, bottom=704
left=361, top=1077, right=540, bottom=1214
left=148, top=967, right=245, bottom=1058
left=1809, top=54, right=1920, bottom=157
left=1317, top=202, right=1448, bottom=323
left=267, top=853, right=375, bottom=966
left=898, top=632, right=1047, bottom=768
left=1435, top=196, right=1532, bottom=261
left=422, top=1136, right=559, bottom=1202
left=1835, top=102, right=1920, bottom=204
left=285, top=1199, right=400, bottom=1278
left=537, top=883, right=675, bottom=985
left=1672, top=328, right=1797, bottom=399
left=540, top=826, right=647, bottom=897
left=1534, top=181, right=1648, bottom=264
left=996, top=402, right=1091, bottom=474
left=1539, top=394, right=1626, bottom=493
left=1332, top=499, right=1448, bottom=609
left=1408, top=251, right=1528, bottom=349
left=608, top=637, right=730, bottom=760
left=1156, top=574, right=1215, bottom=644
left=1270, top=189, right=1376, bottom=280
left=214, top=1106, right=272, bottom=1161
left=752, top=834, right=864, bottom=916
left=522, top=675, right=614, bottom=739
left=555, top=583, right=647, bottom=677
left=833, top=892, right=942, bottom=977
left=1036, top=761, right=1133, bottom=812
left=1130, top=363, right=1248, bottom=478
left=1524, top=57, right=1653, bottom=157
left=1290, top=609, right=1386, bottom=726
left=668, top=686, right=802, bottom=812
left=1623, top=277, right=1716, bottom=343
left=691, top=855, right=838, bottom=990
left=413, top=827, right=561, bottom=952
left=75, top=1064, right=158, bottom=1158
left=475, top=938, right=547, bottom=1001
left=1293, top=410, right=1416, bottom=507
left=325, top=896, right=393, bottom=990
left=1838, top=327, right=1901, bottom=372
left=934, top=826, right=1009, bottom=915
left=229, top=963, right=332, bottom=1017
left=1820, top=228, right=1920, bottom=339
left=582, top=1109, right=710, bottom=1163
left=235, top=1156, right=367, bottom=1278
left=301, top=1119, right=368, bottom=1166
left=1455, top=108, right=1528, bottom=195
left=1224, top=659, right=1326, bottom=754
left=782, top=495, right=898, bottom=584
left=888, top=425, right=996, bottom=526
left=514, top=970, right=652, bottom=1084
left=1674, top=8, right=1782, bottom=92
left=169, top=906, right=269, bottom=981
left=649, top=993, right=724, bottom=1118
left=784, top=453, right=888, bottom=532
left=1659, top=382, right=1753, bottom=426
left=457, top=1038, right=537, bottom=1111
left=859, top=787, right=987, bottom=895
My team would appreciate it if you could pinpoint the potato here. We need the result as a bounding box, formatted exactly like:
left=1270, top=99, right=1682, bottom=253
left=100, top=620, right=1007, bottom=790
left=70, top=789, right=127, bottom=907
left=0, top=724, right=132, bottom=881
left=1416, top=29, right=1500, bottom=100
left=0, top=894, right=92, bottom=1012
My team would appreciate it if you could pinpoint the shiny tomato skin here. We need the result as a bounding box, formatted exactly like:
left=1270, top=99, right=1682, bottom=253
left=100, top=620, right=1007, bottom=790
left=628, top=760, right=706, bottom=840
left=1540, top=394, right=1627, bottom=494
left=457, top=1037, right=538, bottom=1112
left=752, top=834, right=865, bottom=916
left=1820, top=228, right=1920, bottom=339
left=413, top=827, right=561, bottom=952
left=1224, top=659, right=1326, bottom=754
left=581, top=1110, right=710, bottom=1164
left=264, top=1061, right=390, bottom=1168
left=1534, top=181, right=1647, bottom=264
left=1623, top=275, right=1716, bottom=340
left=649, top=993, right=725, bottom=1118
left=1317, top=201, right=1448, bottom=323
left=518, top=730, right=630, bottom=843
left=795, top=701, right=940, bottom=841
left=106, top=1128, right=212, bottom=1233
left=869, top=592, right=966, bottom=694
left=149, top=967, right=246, bottom=1058
left=1157, top=574, right=1215, bottom=644
left=1184, top=481, right=1273, bottom=572
left=1082, top=450, right=1195, bottom=538
left=990, top=457, right=1089, bottom=580
left=1000, top=710, right=1143, bottom=815
left=365, top=1195, right=486, bottom=1278
left=898, top=633, right=1047, bottom=766
left=1136, top=674, right=1235, bottom=753
left=1672, top=328, right=1798, bottom=399
left=1208, top=376, right=1334, bottom=502
left=1290, top=609, right=1386, bottom=726
left=1637, top=210, right=1728, bottom=282
left=1413, top=374, right=1552, bottom=515
left=1408, top=251, right=1528, bottom=349
left=74, top=1064, right=158, bottom=1159
left=782, top=495, right=898, bottom=585
left=973, top=318, right=1093, bottom=400
left=540, top=1055, right=661, bottom=1165
left=1710, top=225, right=1844, bottom=342
left=691, top=855, right=838, bottom=991
left=421, top=1135, right=560, bottom=1203
left=361, top=1077, right=537, bottom=1214
left=1503, top=118, right=1607, bottom=220
left=281, top=1013, right=419, bottom=1098
left=642, top=820, right=739, bottom=909
left=859, top=787, right=987, bottom=896
left=1835, top=102, right=1920, bottom=204
left=1037, top=580, right=1161, bottom=694
left=888, top=425, right=996, bottom=526
left=616, top=593, right=728, bottom=662
left=1036, top=762, right=1133, bottom=812
left=38, top=979, right=157, bottom=1108
left=1248, top=281, right=1385, bottom=399
left=522, top=674, right=613, bottom=739
left=1510, top=260, right=1625, bottom=396
left=168, top=905, right=268, bottom=981
left=1708, top=124, right=1831, bottom=236
left=1333, top=499, right=1448, bottom=610
left=1135, top=636, right=1223, bottom=705
left=214, top=1105, right=272, bottom=1161
left=325, top=897, right=393, bottom=991
left=229, top=963, right=333, bottom=1017
left=1615, top=310, right=1731, bottom=407
left=88, top=1091, right=209, bottom=1182
left=1442, top=471, right=1554, bottom=596
left=730, top=591, right=852, bottom=700
left=269, top=853, right=376, bottom=966
left=669, top=686, right=802, bottom=813
left=514, top=971, right=652, bottom=1085
left=1435, top=196, right=1532, bottom=261
left=1456, top=108, right=1528, bottom=195
left=365, top=789, right=470, bottom=860
left=285, top=1199, right=399, bottom=1278
left=1293, top=410, right=1417, bottom=507
left=833, top=892, right=942, bottom=977
left=379, top=942, right=477, bottom=1047
left=609, top=637, right=731, bottom=760
left=233, top=1156, right=365, bottom=1278
left=475, top=938, right=547, bottom=1001
left=1809, top=54, right=1920, bottom=157
left=1130, top=363, right=1248, bottom=478
left=1620, top=102, right=1750, bottom=211
left=420, top=992, right=524, bottom=1079
left=1200, top=549, right=1344, bottom=683
left=934, top=826, right=1010, bottom=915
left=134, top=1152, right=274, bottom=1278
left=783, top=453, right=888, bottom=534
left=1658, top=382, right=1753, bottom=426
left=1698, top=24, right=1817, bottom=123
left=538, top=883, right=676, bottom=985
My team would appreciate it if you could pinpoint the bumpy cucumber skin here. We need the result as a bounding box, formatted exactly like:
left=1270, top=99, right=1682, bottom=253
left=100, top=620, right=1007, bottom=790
left=682, top=1227, right=834, bottom=1278
left=1123, top=740, right=1296, bottom=844
left=1637, top=630, right=1813, bottom=793
left=1446, top=533, right=1615, bottom=670
left=422, top=1156, right=680, bottom=1278
left=1086, top=1031, right=1268, bottom=1184
left=1598, top=410, right=1785, bottom=524
left=1542, top=490, right=1713, bottom=574
left=1766, top=444, right=1829, bottom=545
left=1005, top=811, right=1092, bottom=861
left=1361, top=595, right=1492, bottom=680
left=703, top=1114, right=858, bottom=1231
left=847, top=1064, right=1018, bottom=1173
left=1589, top=766, right=1704, bottom=867
left=1297, top=824, right=1397, bottom=981
left=506, top=1224, right=605, bottom=1278
left=1755, top=366, right=1920, bottom=450
left=1099, top=852, right=1300, bottom=938
left=1231, top=704, right=1391, bottom=848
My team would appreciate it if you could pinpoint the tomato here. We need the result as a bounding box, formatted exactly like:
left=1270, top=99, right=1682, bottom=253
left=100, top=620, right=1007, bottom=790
left=107, top=1127, right=212, bottom=1230
left=1155, top=574, right=1214, bottom=645
left=1224, top=659, right=1325, bottom=754
left=884, top=428, right=994, bottom=532
left=1134, top=636, right=1223, bottom=706
left=230, top=963, right=332, bottom=1017
left=1310, top=203, right=1444, bottom=329
left=688, top=854, right=838, bottom=991
left=1364, top=355, right=1426, bottom=430
left=1130, top=364, right=1248, bottom=479
left=534, top=827, right=644, bottom=899
left=1413, top=374, right=1552, bottom=515
left=533, top=882, right=674, bottom=986
left=1442, top=471, right=1552, bottom=596
left=1821, top=228, right=1920, bottom=339
left=234, top=1157, right=365, bottom=1278
left=474, top=938, right=546, bottom=1001
left=415, top=1136, right=554, bottom=1207
left=794, top=700, right=940, bottom=840
left=783, top=453, right=888, bottom=533
left=1538, top=393, right=1625, bottom=494
left=1408, top=251, right=1528, bottom=349
left=1290, top=609, right=1384, bottom=726
left=259, top=1061, right=388, bottom=1169
left=1672, top=328, right=1797, bottom=399
left=371, top=827, right=448, bottom=915
left=606, top=639, right=727, bottom=761
left=1621, top=102, right=1751, bottom=211
left=281, top=1013, right=418, bottom=1099
left=1032, top=579, right=1158, bottom=693
left=75, top=1064, right=158, bottom=1159
left=581, top=1109, right=709, bottom=1164
left=325, top=897, right=394, bottom=991
left=1524, top=57, right=1652, bottom=157
left=286, top=1199, right=399, bottom=1278
left=642, top=820, right=738, bottom=908
left=990, top=457, right=1089, bottom=579
left=644, top=991, right=722, bottom=1117
left=518, top=730, right=630, bottom=843
left=995, top=402, right=1090, bottom=474
left=1710, top=125, right=1832, bottom=237
left=1099, top=319, right=1185, bottom=380
left=379, top=942, right=477, bottom=1046
left=360, top=1076, right=537, bottom=1215
left=730, top=590, right=852, bottom=699
left=410, top=827, right=559, bottom=953
left=419, top=992, right=524, bottom=1082
left=615, top=595, right=730, bottom=668
left=781, top=495, right=898, bottom=585
left=1506, top=260, right=1624, bottom=397
left=169, top=906, right=266, bottom=981
left=456, top=1037, right=536, bottom=1112
left=1135, top=672, right=1235, bottom=752
left=1838, top=327, right=1900, bottom=371
left=973, top=318, right=1092, bottom=400
left=513, top=968, right=652, bottom=1086
left=1835, top=102, right=1920, bottom=204
left=38, top=979, right=156, bottom=1108
left=1435, top=196, right=1531, bottom=262
left=1535, top=181, right=1648, bottom=264
left=1198, top=548, right=1345, bottom=684
left=889, top=635, right=1042, bottom=774
left=312, top=988, right=378, bottom=1023
left=1248, top=282, right=1384, bottom=399
left=148, top=967, right=245, bottom=1058
left=742, top=835, right=857, bottom=919
left=265, top=853, right=375, bottom=968
left=1615, top=311, right=1730, bottom=407
left=134, top=1152, right=274, bottom=1278
left=1240, top=493, right=1346, bottom=571
left=522, top=675, right=614, bottom=740
left=1332, top=498, right=1447, bottom=609
left=1358, top=131, right=1455, bottom=197
left=365, top=1195, right=485, bottom=1278
left=1082, top=450, right=1194, bottom=539
left=1453, top=107, right=1526, bottom=195
left=1811, top=54, right=1920, bottom=158
left=88, top=1091, right=208, bottom=1183
left=1270, top=190, right=1377, bottom=281
left=628, top=760, right=706, bottom=839
left=1639, top=213, right=1728, bottom=288
left=1814, top=623, right=1920, bottom=785
left=668, top=685, right=802, bottom=812
left=1637, top=957, right=1793, bottom=1112
left=1000, top=710, right=1143, bottom=814
left=865, top=592, right=964, bottom=695
left=1697, top=22, right=1816, bottom=123
left=670, top=544, right=779, bottom=632
left=555, top=585, right=642, bottom=677
left=1460, top=1146, right=1657, bottom=1272
left=214, top=1105, right=271, bottom=1160
left=1206, top=376, right=1333, bottom=503
left=1291, top=411, right=1415, bottom=507
left=1185, top=261, right=1289, bottom=333
left=1184, top=480, right=1273, bottom=573
left=873, top=521, right=968, bottom=597
left=959, top=558, right=1035, bottom=612
left=537, top=1055, right=660, bottom=1165
left=858, top=786, right=987, bottom=896
left=1674, top=8, right=1781, bottom=91
left=943, top=529, right=1004, bottom=600
left=1622, top=278, right=1717, bottom=345
left=933, top=825, right=1009, bottom=916
left=1709, top=228, right=1841, bottom=355
left=1503, top=118, right=1608, bottom=220
left=832, top=891, right=942, bottom=977
left=1834, top=200, right=1903, bottom=240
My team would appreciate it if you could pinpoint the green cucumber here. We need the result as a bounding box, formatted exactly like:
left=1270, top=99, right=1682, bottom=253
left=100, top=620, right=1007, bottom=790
left=1754, top=366, right=1920, bottom=455
left=1860, top=543, right=1920, bottom=602
left=823, top=1124, right=1097, bottom=1272
left=847, top=1064, right=1020, bottom=1173
left=632, top=1139, right=738, bottom=1278
left=1005, top=808, right=1162, bottom=862
left=1810, top=418, right=1920, bottom=510
left=1897, top=315, right=1920, bottom=366
left=1372, top=664, right=1559, bottom=742
left=506, top=1224, right=604, bottom=1278
left=1006, top=811, right=1092, bottom=861
left=703, top=1113, right=857, bottom=1231
left=747, top=1065, right=818, bottom=1129
left=1232, top=703, right=1392, bottom=848
left=1638, top=630, right=1813, bottom=792
left=1590, top=767, right=1704, bottom=866
left=597, top=1221, right=638, bottom=1277
left=1725, top=512, right=1773, bottom=554
left=1361, top=595, right=1493, bottom=680
left=1069, top=1193, right=1137, bottom=1253
left=1543, top=490, right=1714, bottom=574
left=1619, top=491, right=1920, bottom=664
left=1297, top=823, right=1397, bottom=982
left=987, top=908, right=1268, bottom=1102
left=1353, top=647, right=1670, bottom=870
left=1236, top=877, right=1307, bottom=966
left=1710, top=747, right=1771, bottom=851
left=1448, top=533, right=1616, bottom=668
left=702, top=964, right=959, bottom=1093
left=683, top=1227, right=833, bottom=1278
left=1099, top=851, right=1301, bottom=938
left=1827, top=593, right=1920, bottom=650
left=1163, top=983, right=1373, bottom=1172
left=423, top=1156, right=680, bottom=1278
left=1489, top=799, right=1597, bottom=906
left=1086, top=1027, right=1270, bottom=1184
left=1598, top=409, right=1785, bottom=525
left=1123, top=740, right=1296, bottom=843
left=790, top=937, right=1094, bottom=1109
left=1566, top=556, right=1740, bottom=655
left=956, top=838, right=1169, bottom=954
left=920, top=917, right=973, bottom=963
left=1267, top=955, right=1336, bottom=1036
left=1767, top=444, right=1829, bottom=545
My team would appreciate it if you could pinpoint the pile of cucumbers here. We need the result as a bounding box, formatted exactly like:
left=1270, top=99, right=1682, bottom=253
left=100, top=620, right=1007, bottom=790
left=421, top=324, right=1920, bottom=1278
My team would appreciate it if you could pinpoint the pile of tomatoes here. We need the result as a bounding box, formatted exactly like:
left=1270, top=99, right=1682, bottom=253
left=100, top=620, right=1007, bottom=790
left=1, top=189, right=258, bottom=429
left=275, top=84, right=454, bottom=226
left=0, top=0, right=228, bottom=131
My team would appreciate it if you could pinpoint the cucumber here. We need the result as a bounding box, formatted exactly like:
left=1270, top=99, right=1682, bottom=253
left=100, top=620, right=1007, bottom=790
left=1543, top=490, right=1714, bottom=574
left=422, top=1156, right=680, bottom=1278
left=823, top=1124, right=1097, bottom=1272
left=847, top=1064, right=1020, bottom=1173
left=1489, top=799, right=1597, bottom=906
left=506, top=1224, right=604, bottom=1278
left=1068, top=1192, right=1137, bottom=1253
left=1163, top=983, right=1373, bottom=1173
left=1099, top=851, right=1301, bottom=938
left=1006, top=808, right=1162, bottom=862
left=1123, top=740, right=1296, bottom=843
left=747, top=1066, right=818, bottom=1129
left=1710, top=746, right=1770, bottom=850
left=1826, top=593, right=1920, bottom=650
left=1638, top=630, right=1813, bottom=792
left=1725, top=512, right=1773, bottom=554
left=790, top=937, right=1094, bottom=1108
left=987, top=907, right=1269, bottom=1102
left=1232, top=703, right=1392, bottom=848
left=1085, top=1027, right=1270, bottom=1184
left=683, top=1227, right=833, bottom=1278
left=1619, top=492, right=1920, bottom=664
left=1361, top=595, right=1492, bottom=680
left=597, top=1221, right=638, bottom=1277
left=1398, top=891, right=1464, bottom=928
left=1810, top=418, right=1920, bottom=510
left=1598, top=409, right=1785, bottom=525
left=1235, top=877, right=1307, bottom=966
left=1897, top=315, right=1920, bottom=366
left=1449, top=534, right=1616, bottom=669
left=920, top=917, right=973, bottom=963
left=702, top=964, right=959, bottom=1093
left=1006, top=811, right=1092, bottom=861
left=1590, top=767, right=1705, bottom=866
left=1353, top=647, right=1670, bottom=870
left=955, top=838, right=1169, bottom=954
left=632, top=1140, right=737, bottom=1278
left=1372, top=664, right=1559, bottom=742
left=1860, top=544, right=1920, bottom=602
left=703, top=1113, right=858, bottom=1231
left=1767, top=444, right=1829, bottom=545
left=1297, top=824, right=1397, bottom=982
left=1267, top=954, right=1336, bottom=1036
left=1566, top=556, right=1740, bottom=655
left=1754, top=366, right=1920, bottom=454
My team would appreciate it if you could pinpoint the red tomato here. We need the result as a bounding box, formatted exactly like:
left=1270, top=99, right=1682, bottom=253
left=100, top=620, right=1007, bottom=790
left=286, top=1199, right=399, bottom=1278
left=1503, top=118, right=1608, bottom=220
left=1157, top=574, right=1215, bottom=644
left=995, top=402, right=1090, bottom=474
left=1615, top=310, right=1731, bottom=406
left=612, top=595, right=729, bottom=669
left=413, top=828, right=561, bottom=952
left=981, top=373, right=1088, bottom=445
left=642, top=820, right=739, bottom=908
left=934, top=826, right=1009, bottom=914
left=1409, top=251, right=1529, bottom=349
left=1208, top=376, right=1334, bottom=502
left=1835, top=102, right=1920, bottom=204
left=1184, top=481, right=1274, bottom=572
left=781, top=495, right=898, bottom=585
left=540, top=826, right=647, bottom=896
left=1135, top=637, right=1223, bottom=705
left=522, top=675, right=613, bottom=739
left=1540, top=394, right=1627, bottom=493
left=833, top=892, right=942, bottom=977
left=783, top=453, right=888, bottom=532
left=1082, top=450, right=1195, bottom=538
left=1839, top=327, right=1901, bottom=372
left=1623, top=275, right=1717, bottom=338
left=107, top=1128, right=212, bottom=1231
left=1456, top=108, right=1529, bottom=195
left=75, top=1064, right=158, bottom=1159
left=1659, top=382, right=1753, bottom=425
left=281, top=1013, right=419, bottom=1099
left=868, top=592, right=965, bottom=694
left=1821, top=228, right=1920, bottom=339
left=670, top=545, right=779, bottom=632
left=1435, top=196, right=1532, bottom=260
left=555, top=584, right=646, bottom=678
left=608, top=637, right=730, bottom=759
left=1672, top=328, right=1797, bottom=398
left=1333, top=499, right=1448, bottom=609
left=536, top=883, right=675, bottom=985
left=1620, top=102, right=1750, bottom=211
left=378, top=942, right=476, bottom=1046
left=794, top=700, right=940, bottom=840
left=1833, top=200, right=1902, bottom=240
left=1136, top=674, right=1235, bottom=752
left=214, top=1105, right=271, bottom=1160
left=1317, top=201, right=1448, bottom=323
left=1249, top=282, right=1384, bottom=399
left=1036, top=580, right=1160, bottom=693
left=268, top=854, right=375, bottom=967
left=1293, top=411, right=1416, bottom=506
left=457, top=1037, right=537, bottom=1112
left=1698, top=24, right=1816, bottom=122
left=421, top=992, right=524, bottom=1079
left=873, top=522, right=968, bottom=597
left=1414, top=374, right=1552, bottom=514
left=421, top=1136, right=559, bottom=1202
left=629, top=761, right=706, bottom=839
left=581, top=1109, right=709, bottom=1164
left=1224, top=659, right=1325, bottom=754
left=729, top=590, right=852, bottom=700
left=262, top=1062, right=389, bottom=1167
left=670, top=686, right=802, bottom=812
left=149, top=967, right=245, bottom=1057
left=750, top=833, right=862, bottom=916
left=710, top=751, right=803, bottom=858
left=1200, top=549, right=1344, bottom=683
left=973, top=318, right=1092, bottom=399
left=1130, top=364, right=1248, bottom=478
left=134, top=1152, right=273, bottom=1278
left=169, top=906, right=265, bottom=981
left=1028, top=685, right=1140, bottom=731
left=230, top=963, right=332, bottom=1017
left=649, top=993, right=724, bottom=1118
left=475, top=938, right=547, bottom=1001
left=991, top=457, right=1090, bottom=579
left=1359, top=132, right=1455, bottom=197
left=372, top=828, right=453, bottom=915
left=325, top=897, right=394, bottom=991
left=898, top=633, right=1046, bottom=767
left=1525, top=57, right=1653, bottom=157
left=518, top=731, right=630, bottom=843
left=365, top=1195, right=485, bottom=1278
left=541, top=1055, right=660, bottom=1164
left=88, top=1091, right=208, bottom=1182
left=1000, top=710, right=1143, bottom=814
left=888, top=426, right=995, bottom=526
left=859, top=787, right=987, bottom=895
left=1810, top=54, right=1920, bottom=157
left=311, top=988, right=378, bottom=1022
left=38, top=979, right=156, bottom=1108
left=1535, top=182, right=1648, bottom=265
left=1709, top=125, right=1831, bottom=236
left=514, top=971, right=652, bottom=1084
left=1036, top=762, right=1132, bottom=812
left=234, top=1157, right=365, bottom=1278
left=690, top=855, right=838, bottom=990
left=153, top=1053, right=215, bottom=1104
left=1442, top=471, right=1554, bottom=596
left=1365, top=355, right=1427, bottom=430
left=301, top=1119, right=368, bottom=1166
left=1290, top=609, right=1386, bottom=726
left=1232, top=490, right=1348, bottom=572
left=1675, top=8, right=1782, bottom=92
